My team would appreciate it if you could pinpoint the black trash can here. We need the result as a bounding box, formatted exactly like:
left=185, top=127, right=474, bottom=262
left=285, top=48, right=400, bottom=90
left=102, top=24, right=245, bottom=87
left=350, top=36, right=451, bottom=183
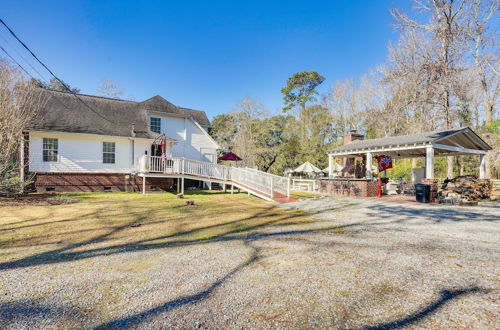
left=415, top=183, right=430, bottom=203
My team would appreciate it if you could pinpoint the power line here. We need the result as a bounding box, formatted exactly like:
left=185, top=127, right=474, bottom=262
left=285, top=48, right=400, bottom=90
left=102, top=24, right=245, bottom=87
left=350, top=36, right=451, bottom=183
left=0, top=18, right=115, bottom=124
left=0, top=44, right=31, bottom=76
left=0, top=33, right=49, bottom=82
left=0, top=42, right=89, bottom=116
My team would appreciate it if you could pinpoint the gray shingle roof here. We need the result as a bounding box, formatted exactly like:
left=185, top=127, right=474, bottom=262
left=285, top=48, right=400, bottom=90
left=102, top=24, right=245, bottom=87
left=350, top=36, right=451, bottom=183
left=331, top=128, right=492, bottom=154
left=140, top=95, right=210, bottom=127
left=29, top=89, right=211, bottom=139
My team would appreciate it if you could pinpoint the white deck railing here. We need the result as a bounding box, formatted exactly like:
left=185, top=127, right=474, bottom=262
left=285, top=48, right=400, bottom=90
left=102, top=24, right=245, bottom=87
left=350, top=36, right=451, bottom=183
left=139, top=155, right=290, bottom=198
left=291, top=179, right=320, bottom=192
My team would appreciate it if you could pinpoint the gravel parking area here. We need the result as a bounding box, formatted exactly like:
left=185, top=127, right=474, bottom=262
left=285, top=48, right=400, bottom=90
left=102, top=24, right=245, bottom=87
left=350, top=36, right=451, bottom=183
left=1, top=195, right=499, bottom=329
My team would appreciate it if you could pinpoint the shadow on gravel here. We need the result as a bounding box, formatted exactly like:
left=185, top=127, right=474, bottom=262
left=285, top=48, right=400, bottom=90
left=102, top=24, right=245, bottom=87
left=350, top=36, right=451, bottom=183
left=93, top=241, right=261, bottom=329
left=365, top=204, right=499, bottom=223
left=0, top=300, right=85, bottom=327
left=362, top=287, right=486, bottom=329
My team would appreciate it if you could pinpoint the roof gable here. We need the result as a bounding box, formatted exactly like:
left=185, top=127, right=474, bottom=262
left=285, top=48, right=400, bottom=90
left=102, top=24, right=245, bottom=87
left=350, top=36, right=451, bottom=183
left=140, top=95, right=210, bottom=127
left=29, top=89, right=211, bottom=138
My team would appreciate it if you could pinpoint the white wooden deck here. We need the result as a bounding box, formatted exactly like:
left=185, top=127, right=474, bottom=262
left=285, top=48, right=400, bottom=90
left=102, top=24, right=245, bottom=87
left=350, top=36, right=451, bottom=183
left=138, top=156, right=296, bottom=203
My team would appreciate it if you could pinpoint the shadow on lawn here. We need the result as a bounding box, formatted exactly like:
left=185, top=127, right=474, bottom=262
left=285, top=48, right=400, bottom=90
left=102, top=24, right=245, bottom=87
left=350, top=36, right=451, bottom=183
left=2, top=195, right=497, bottom=270
left=0, top=200, right=318, bottom=270
left=1, top=196, right=494, bottom=328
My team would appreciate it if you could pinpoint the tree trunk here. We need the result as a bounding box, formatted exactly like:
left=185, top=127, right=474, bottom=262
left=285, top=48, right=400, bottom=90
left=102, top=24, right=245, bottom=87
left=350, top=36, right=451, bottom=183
left=447, top=156, right=454, bottom=179
left=412, top=158, right=417, bottom=168
left=458, top=156, right=464, bottom=176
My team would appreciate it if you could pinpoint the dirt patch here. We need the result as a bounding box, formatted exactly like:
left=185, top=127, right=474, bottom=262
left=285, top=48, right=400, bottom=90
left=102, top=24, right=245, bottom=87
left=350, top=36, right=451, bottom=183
left=0, top=194, right=79, bottom=207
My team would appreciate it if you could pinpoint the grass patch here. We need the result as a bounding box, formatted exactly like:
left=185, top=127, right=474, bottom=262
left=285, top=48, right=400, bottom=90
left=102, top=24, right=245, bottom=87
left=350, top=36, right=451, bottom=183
left=337, top=290, right=349, bottom=297
left=0, top=191, right=311, bottom=264
left=328, top=228, right=346, bottom=234
left=291, top=191, right=319, bottom=199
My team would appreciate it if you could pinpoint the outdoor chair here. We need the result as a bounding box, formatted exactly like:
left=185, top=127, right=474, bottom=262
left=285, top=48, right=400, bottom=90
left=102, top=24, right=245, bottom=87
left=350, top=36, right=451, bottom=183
left=352, top=185, right=362, bottom=197
left=341, top=181, right=351, bottom=196
left=402, top=183, right=415, bottom=196
left=333, top=182, right=341, bottom=195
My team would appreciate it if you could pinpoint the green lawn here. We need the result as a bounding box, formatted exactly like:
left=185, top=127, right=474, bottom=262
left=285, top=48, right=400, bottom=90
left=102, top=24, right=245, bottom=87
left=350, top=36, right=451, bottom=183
left=0, top=191, right=309, bottom=265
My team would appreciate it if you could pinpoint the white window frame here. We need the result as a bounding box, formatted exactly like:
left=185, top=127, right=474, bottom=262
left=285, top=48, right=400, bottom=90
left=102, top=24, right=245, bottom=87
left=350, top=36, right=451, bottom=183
left=103, top=142, right=116, bottom=164
left=150, top=117, right=161, bottom=134
left=42, top=138, right=58, bottom=162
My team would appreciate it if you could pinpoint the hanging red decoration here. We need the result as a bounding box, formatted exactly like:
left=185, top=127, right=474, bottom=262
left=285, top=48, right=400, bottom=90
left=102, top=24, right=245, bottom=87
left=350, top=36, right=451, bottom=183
left=377, top=155, right=393, bottom=172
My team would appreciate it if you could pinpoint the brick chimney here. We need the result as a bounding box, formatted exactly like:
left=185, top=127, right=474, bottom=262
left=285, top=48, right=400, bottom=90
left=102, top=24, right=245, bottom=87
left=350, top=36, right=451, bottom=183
left=344, top=129, right=364, bottom=145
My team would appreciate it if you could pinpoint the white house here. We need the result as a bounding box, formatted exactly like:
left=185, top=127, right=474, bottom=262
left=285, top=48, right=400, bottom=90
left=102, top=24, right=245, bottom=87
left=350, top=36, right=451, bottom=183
left=26, top=89, right=219, bottom=192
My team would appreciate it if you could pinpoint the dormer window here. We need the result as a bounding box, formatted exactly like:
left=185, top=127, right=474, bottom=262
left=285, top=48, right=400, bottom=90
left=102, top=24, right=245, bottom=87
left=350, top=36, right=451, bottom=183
left=150, top=117, right=161, bottom=133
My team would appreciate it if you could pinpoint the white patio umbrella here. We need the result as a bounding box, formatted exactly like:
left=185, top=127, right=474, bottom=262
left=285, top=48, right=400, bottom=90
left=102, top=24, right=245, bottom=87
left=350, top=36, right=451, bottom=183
left=294, top=161, right=323, bottom=174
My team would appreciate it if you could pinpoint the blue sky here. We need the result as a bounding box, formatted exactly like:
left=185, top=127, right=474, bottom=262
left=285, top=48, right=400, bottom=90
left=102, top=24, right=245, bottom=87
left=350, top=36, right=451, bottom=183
left=2, top=0, right=412, bottom=119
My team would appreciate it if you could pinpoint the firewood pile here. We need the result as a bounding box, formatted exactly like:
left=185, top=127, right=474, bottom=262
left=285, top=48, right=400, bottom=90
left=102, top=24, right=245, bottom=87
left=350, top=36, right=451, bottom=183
left=439, top=176, right=491, bottom=201
left=422, top=178, right=439, bottom=202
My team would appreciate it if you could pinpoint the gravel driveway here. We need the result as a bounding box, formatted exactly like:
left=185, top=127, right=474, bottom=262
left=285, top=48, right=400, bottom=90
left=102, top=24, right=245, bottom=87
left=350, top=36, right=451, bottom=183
left=1, top=196, right=499, bottom=329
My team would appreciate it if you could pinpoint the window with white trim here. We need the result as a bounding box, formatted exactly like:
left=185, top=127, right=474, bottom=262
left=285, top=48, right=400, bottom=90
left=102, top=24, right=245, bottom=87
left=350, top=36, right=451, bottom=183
left=103, top=142, right=115, bottom=164
left=42, top=138, right=58, bottom=162
left=150, top=117, right=161, bottom=133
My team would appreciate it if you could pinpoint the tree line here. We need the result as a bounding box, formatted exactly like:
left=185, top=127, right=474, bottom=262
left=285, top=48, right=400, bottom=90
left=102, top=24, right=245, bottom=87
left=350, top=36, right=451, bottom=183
left=210, top=0, right=499, bottom=179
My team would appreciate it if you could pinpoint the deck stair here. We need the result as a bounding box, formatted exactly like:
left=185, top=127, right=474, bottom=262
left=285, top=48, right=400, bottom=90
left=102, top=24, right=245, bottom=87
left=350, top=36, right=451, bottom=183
left=139, top=156, right=297, bottom=203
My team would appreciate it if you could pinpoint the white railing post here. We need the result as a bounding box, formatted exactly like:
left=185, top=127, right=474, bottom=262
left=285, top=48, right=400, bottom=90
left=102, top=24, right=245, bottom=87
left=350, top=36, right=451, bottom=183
left=181, top=158, right=185, bottom=175
left=287, top=177, right=291, bottom=198
left=270, top=176, right=274, bottom=199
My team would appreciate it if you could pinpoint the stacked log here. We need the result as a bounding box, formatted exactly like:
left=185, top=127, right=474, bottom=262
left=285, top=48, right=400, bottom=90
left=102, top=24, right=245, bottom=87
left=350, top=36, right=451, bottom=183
left=421, top=178, right=439, bottom=202
left=490, top=179, right=500, bottom=201
left=439, top=175, right=491, bottom=201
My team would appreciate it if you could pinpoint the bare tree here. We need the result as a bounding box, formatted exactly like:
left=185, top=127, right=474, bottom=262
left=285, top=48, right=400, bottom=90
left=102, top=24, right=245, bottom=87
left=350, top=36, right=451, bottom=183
left=466, top=0, right=499, bottom=125
left=0, top=59, right=46, bottom=196
left=324, top=79, right=365, bottom=140
left=392, top=0, right=472, bottom=178
left=231, top=98, right=268, bottom=167
left=97, top=78, right=124, bottom=99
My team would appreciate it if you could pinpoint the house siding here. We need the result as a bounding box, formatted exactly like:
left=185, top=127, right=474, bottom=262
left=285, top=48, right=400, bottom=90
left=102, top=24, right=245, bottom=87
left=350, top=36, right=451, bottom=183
left=155, top=115, right=218, bottom=163
left=28, top=131, right=154, bottom=173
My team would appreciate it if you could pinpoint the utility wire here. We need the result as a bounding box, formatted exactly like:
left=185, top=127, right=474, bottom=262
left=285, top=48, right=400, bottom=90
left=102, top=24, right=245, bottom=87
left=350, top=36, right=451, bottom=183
left=0, top=42, right=89, bottom=116
left=0, top=18, right=115, bottom=124
left=0, top=44, right=31, bottom=76
left=0, top=33, right=49, bottom=82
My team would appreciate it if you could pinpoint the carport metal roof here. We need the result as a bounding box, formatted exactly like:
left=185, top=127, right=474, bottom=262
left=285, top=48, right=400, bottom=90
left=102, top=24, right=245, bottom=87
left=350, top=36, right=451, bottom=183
left=328, top=127, right=492, bottom=158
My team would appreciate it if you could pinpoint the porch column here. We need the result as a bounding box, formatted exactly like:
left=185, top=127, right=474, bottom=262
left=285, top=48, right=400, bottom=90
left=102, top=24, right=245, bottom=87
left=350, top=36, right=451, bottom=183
left=177, top=178, right=180, bottom=193
left=479, top=154, right=486, bottom=179
left=365, top=152, right=372, bottom=179
left=425, top=146, right=434, bottom=179
left=328, top=154, right=334, bottom=177
left=19, top=137, right=25, bottom=182
left=181, top=177, right=185, bottom=195
left=230, top=184, right=234, bottom=194
left=142, top=176, right=146, bottom=194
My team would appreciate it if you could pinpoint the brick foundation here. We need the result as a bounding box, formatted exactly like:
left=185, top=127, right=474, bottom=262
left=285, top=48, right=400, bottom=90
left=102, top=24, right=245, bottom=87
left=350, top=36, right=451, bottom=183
left=32, top=172, right=178, bottom=192
left=320, top=179, right=378, bottom=197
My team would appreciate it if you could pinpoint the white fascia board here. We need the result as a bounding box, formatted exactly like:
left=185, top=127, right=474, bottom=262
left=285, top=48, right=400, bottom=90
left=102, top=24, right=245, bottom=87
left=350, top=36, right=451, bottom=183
left=149, top=111, right=188, bottom=120
left=432, top=143, right=487, bottom=155
left=328, top=143, right=430, bottom=157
